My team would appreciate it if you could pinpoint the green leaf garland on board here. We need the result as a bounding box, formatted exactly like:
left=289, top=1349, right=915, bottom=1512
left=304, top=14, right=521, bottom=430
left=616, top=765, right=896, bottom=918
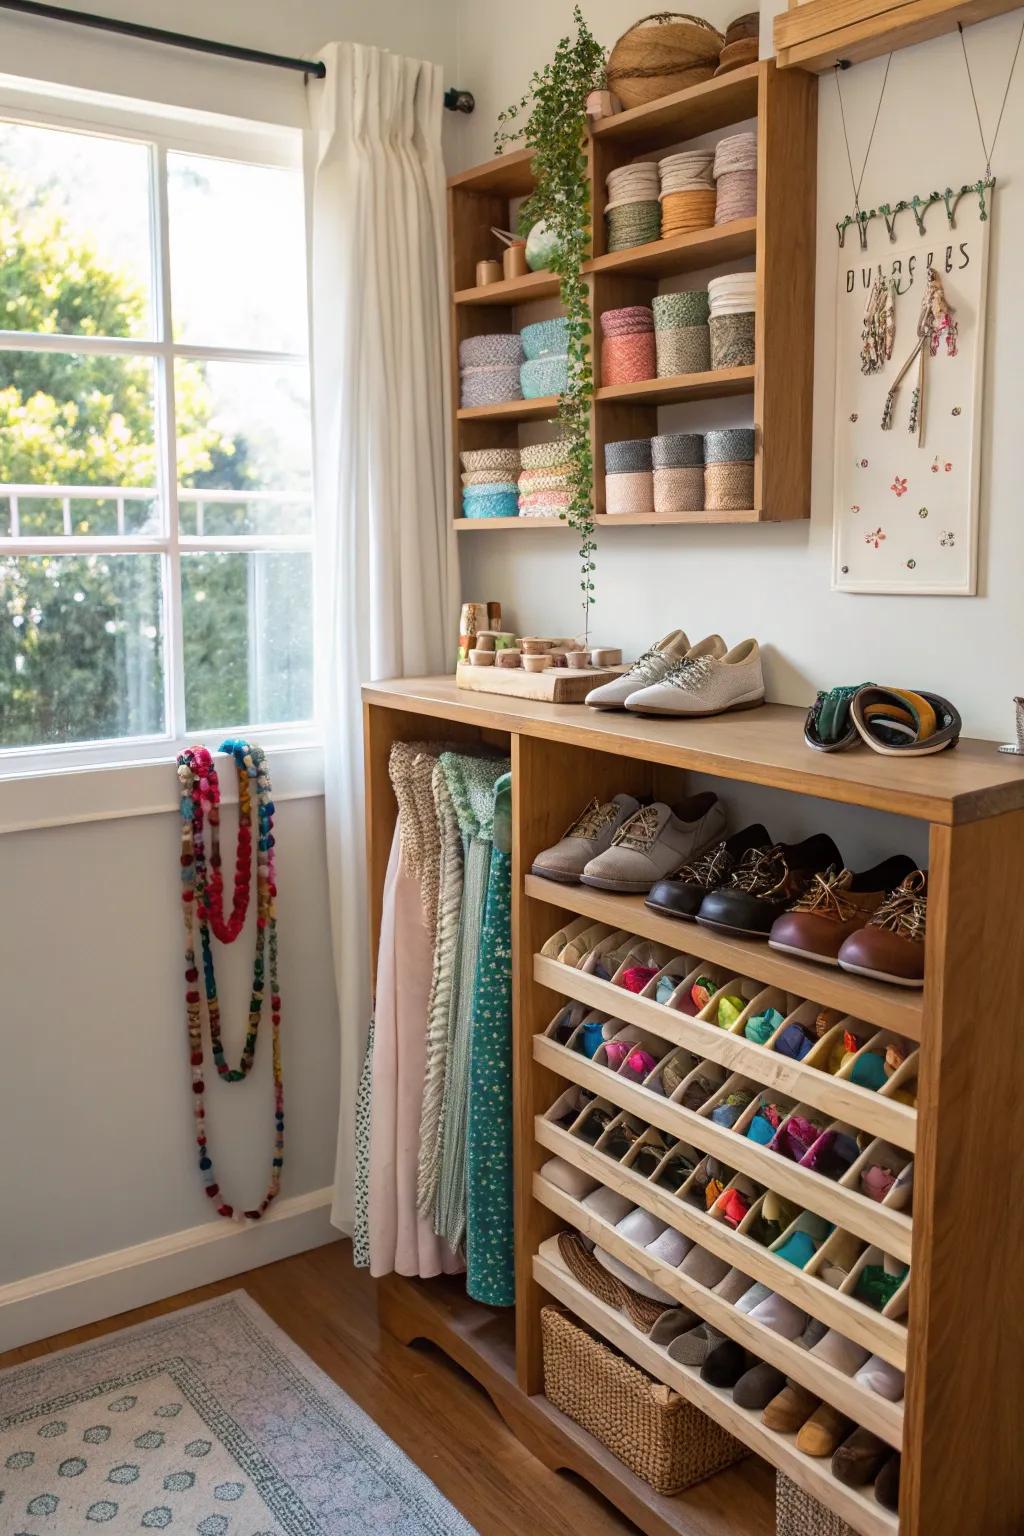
left=494, top=7, right=606, bottom=642
left=176, top=741, right=283, bottom=1222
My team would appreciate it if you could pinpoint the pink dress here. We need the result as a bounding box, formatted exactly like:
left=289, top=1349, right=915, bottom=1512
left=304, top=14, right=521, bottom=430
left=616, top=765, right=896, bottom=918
left=368, top=822, right=463, bottom=1278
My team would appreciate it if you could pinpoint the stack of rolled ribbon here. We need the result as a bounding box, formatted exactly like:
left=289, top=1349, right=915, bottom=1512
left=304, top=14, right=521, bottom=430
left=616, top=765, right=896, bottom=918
left=605, top=161, right=661, bottom=251
left=600, top=306, right=655, bottom=385
left=708, top=272, right=756, bottom=368
left=652, top=290, right=711, bottom=377
left=518, top=437, right=573, bottom=519
left=713, top=131, right=758, bottom=225
left=658, top=148, right=716, bottom=238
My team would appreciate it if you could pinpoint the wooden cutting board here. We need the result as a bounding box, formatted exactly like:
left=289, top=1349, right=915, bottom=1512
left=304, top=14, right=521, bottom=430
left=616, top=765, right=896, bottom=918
left=455, top=661, right=626, bottom=704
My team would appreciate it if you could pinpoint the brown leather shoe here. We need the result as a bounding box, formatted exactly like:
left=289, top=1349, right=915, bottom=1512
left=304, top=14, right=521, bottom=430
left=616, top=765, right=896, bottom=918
left=767, top=855, right=917, bottom=966
left=837, top=871, right=927, bottom=987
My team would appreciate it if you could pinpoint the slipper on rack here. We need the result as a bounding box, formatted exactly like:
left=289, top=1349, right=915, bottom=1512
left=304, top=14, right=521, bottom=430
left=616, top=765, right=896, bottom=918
left=804, top=684, right=870, bottom=752
left=850, top=687, right=962, bottom=756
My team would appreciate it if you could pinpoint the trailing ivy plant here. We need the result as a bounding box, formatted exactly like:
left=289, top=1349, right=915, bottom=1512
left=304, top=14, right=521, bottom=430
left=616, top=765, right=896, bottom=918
left=494, top=6, right=606, bottom=642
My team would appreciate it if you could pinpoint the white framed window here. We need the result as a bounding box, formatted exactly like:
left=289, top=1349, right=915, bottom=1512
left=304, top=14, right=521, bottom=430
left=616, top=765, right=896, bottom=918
left=0, top=86, right=315, bottom=777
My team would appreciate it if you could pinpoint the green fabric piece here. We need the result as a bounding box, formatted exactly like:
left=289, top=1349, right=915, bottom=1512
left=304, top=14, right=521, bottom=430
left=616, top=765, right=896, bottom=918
left=466, top=772, right=515, bottom=1306
left=855, top=1263, right=908, bottom=1311
left=817, top=683, right=871, bottom=744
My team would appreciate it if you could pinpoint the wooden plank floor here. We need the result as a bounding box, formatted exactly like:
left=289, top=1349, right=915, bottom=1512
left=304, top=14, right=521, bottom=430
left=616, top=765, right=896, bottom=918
left=0, top=1239, right=644, bottom=1536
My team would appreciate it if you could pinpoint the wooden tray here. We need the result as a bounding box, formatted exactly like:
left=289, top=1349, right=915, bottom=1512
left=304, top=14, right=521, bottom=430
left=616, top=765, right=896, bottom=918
left=455, top=661, right=625, bottom=704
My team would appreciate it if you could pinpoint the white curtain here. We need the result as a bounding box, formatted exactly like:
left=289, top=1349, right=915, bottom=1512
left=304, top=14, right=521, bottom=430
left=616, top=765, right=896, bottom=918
left=308, top=42, right=456, bottom=1233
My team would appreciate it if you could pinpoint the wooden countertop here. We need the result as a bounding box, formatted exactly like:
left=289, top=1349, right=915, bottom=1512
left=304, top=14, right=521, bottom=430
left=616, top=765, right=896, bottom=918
left=362, top=675, right=1024, bottom=825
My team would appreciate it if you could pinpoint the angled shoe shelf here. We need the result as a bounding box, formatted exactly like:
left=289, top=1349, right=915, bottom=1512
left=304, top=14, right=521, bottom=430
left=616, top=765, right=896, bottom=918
left=365, top=676, right=1024, bottom=1536
left=447, top=61, right=817, bottom=531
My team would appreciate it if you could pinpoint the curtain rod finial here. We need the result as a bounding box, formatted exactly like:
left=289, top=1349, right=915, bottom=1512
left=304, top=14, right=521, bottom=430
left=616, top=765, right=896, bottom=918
left=444, top=88, right=475, bottom=114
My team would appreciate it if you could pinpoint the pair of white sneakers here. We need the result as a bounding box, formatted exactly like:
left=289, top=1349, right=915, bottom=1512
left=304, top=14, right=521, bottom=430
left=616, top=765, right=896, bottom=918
left=586, top=629, right=765, bottom=717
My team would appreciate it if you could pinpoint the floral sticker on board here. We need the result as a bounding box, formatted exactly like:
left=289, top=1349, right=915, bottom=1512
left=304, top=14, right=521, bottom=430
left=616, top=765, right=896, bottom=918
left=940, top=531, right=956, bottom=547
left=865, top=527, right=886, bottom=549
left=850, top=504, right=861, bottom=514
left=891, top=476, right=908, bottom=497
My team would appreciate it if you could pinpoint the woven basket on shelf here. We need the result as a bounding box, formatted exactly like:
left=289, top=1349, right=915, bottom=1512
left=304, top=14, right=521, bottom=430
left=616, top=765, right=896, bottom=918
left=607, top=14, right=724, bottom=109
left=541, top=1306, right=747, bottom=1495
left=777, top=1474, right=857, bottom=1536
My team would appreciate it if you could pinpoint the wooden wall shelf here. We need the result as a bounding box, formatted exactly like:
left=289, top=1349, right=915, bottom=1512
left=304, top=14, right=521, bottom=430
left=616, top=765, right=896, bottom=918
left=365, top=676, right=1024, bottom=1536
left=774, top=0, right=1024, bottom=72
left=448, top=61, right=817, bottom=530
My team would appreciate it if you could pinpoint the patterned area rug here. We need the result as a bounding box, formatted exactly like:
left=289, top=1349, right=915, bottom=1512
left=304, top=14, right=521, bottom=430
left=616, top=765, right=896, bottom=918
left=0, top=1291, right=476, bottom=1534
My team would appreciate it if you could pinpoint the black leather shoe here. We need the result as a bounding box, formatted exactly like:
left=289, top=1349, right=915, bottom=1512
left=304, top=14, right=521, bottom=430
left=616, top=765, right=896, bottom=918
left=696, top=833, right=844, bottom=940
left=645, top=823, right=771, bottom=920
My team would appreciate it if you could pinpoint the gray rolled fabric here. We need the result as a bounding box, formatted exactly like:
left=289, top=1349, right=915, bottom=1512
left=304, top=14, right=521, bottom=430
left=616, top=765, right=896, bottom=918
left=458, top=332, right=524, bottom=368
left=709, top=310, right=755, bottom=370
left=604, top=436, right=653, bottom=473
left=656, top=325, right=711, bottom=377
left=652, top=431, right=705, bottom=469
left=704, top=427, right=755, bottom=463
left=653, top=290, right=710, bottom=329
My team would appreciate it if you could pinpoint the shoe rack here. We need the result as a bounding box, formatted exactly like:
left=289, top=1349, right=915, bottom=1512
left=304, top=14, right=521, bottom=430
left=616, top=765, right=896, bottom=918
left=364, top=674, right=1024, bottom=1536
left=448, top=60, right=816, bottom=530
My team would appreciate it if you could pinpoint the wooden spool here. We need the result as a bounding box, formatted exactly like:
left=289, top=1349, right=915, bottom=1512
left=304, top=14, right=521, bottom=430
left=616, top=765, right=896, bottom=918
left=607, top=13, right=724, bottom=109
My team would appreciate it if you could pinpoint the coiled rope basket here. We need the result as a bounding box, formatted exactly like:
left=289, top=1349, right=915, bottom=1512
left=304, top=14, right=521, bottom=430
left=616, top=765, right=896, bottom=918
left=607, top=14, right=724, bottom=109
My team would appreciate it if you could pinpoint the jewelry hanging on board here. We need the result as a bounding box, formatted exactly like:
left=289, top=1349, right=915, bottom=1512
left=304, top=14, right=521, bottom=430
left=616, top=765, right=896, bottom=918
left=881, top=267, right=957, bottom=443
left=861, top=266, right=895, bottom=375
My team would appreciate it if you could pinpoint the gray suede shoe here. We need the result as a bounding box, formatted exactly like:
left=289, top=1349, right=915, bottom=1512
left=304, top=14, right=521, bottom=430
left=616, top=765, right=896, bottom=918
left=531, top=793, right=640, bottom=884
left=585, top=629, right=691, bottom=709
left=580, top=793, right=726, bottom=894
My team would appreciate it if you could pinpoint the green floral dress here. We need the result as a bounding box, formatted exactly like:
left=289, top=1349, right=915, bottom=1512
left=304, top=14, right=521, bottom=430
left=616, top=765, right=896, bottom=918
left=466, top=771, right=514, bottom=1306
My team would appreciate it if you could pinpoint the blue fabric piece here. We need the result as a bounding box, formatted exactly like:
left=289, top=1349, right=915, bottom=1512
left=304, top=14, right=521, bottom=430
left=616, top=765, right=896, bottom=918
left=746, top=1112, right=777, bottom=1144
left=774, top=1230, right=819, bottom=1268
left=775, top=1023, right=815, bottom=1061
left=580, top=1020, right=606, bottom=1058
left=655, top=974, right=677, bottom=1005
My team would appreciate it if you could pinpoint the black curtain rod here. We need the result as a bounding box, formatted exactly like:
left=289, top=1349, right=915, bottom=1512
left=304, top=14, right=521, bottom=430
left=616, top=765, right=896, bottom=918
left=0, top=0, right=327, bottom=78
left=0, top=0, right=477, bottom=107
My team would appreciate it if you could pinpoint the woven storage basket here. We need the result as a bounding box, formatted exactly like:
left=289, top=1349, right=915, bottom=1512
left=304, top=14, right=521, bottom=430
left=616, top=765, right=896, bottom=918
left=521, top=316, right=570, bottom=361
left=458, top=332, right=523, bottom=369
left=715, top=35, right=759, bottom=74
left=777, top=1474, right=857, bottom=1536
left=652, top=430, right=704, bottom=468
left=461, top=447, right=521, bottom=474
left=705, top=458, right=754, bottom=511
left=522, top=355, right=569, bottom=399
left=607, top=14, right=724, bottom=109
left=655, top=464, right=704, bottom=512
left=656, top=325, right=710, bottom=377
left=606, top=469, right=655, bottom=515
left=602, top=331, right=656, bottom=385
left=710, top=311, right=755, bottom=369
left=521, top=438, right=572, bottom=470
left=541, top=1306, right=746, bottom=1495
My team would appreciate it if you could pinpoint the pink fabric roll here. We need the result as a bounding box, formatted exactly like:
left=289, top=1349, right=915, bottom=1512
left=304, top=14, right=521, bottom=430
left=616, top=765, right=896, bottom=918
left=519, top=490, right=571, bottom=512
left=600, top=305, right=655, bottom=336
left=368, top=825, right=464, bottom=1280
left=602, top=331, right=656, bottom=385
left=605, top=470, right=654, bottom=515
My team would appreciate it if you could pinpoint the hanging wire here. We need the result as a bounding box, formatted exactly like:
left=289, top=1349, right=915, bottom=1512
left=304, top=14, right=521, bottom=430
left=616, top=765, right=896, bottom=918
left=958, top=17, right=1024, bottom=178
left=834, top=53, right=893, bottom=214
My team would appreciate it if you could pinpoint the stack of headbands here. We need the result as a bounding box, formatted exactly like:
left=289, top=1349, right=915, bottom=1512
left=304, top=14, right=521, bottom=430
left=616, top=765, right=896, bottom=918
left=600, top=306, right=655, bottom=385
left=518, top=437, right=573, bottom=519
left=658, top=149, right=716, bottom=238
left=716, top=10, right=759, bottom=75
left=520, top=316, right=569, bottom=399
left=459, top=333, right=523, bottom=408
left=713, top=131, right=758, bottom=224
left=652, top=431, right=705, bottom=514
left=605, top=161, right=661, bottom=252
left=604, top=436, right=654, bottom=516
left=460, top=446, right=521, bottom=519
left=708, top=272, right=756, bottom=368
left=704, top=427, right=754, bottom=512
left=804, top=685, right=962, bottom=755
left=652, top=290, right=710, bottom=377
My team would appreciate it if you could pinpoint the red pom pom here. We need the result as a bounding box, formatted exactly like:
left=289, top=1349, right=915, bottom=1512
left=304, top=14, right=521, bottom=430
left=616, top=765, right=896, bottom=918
left=205, top=1183, right=219, bottom=1198
left=192, top=1080, right=204, bottom=1093
left=190, top=1052, right=202, bottom=1066
left=186, top=968, right=198, bottom=983
left=271, top=995, right=281, bottom=1009
left=218, top=1204, right=233, bottom=1218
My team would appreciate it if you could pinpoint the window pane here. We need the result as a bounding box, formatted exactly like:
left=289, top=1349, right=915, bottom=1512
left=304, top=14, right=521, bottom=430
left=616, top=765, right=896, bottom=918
left=182, top=551, right=312, bottom=731
left=0, top=349, right=158, bottom=502
left=167, top=152, right=306, bottom=352
left=0, top=554, right=164, bottom=748
left=178, top=495, right=311, bottom=537
left=0, top=120, right=153, bottom=338
left=175, top=358, right=311, bottom=495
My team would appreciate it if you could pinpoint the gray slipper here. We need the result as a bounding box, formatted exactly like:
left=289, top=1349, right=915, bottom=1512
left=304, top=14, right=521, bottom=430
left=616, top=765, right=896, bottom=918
left=667, top=1322, right=724, bottom=1368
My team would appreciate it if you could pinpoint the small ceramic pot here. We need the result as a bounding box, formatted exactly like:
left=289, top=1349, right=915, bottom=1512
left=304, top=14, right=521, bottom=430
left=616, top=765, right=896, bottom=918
left=495, top=649, right=522, bottom=668
left=492, top=632, right=518, bottom=650
left=590, top=647, right=622, bottom=667
left=566, top=651, right=591, bottom=670
left=474, top=633, right=496, bottom=652
left=476, top=259, right=502, bottom=287
left=521, top=637, right=550, bottom=655
left=468, top=648, right=495, bottom=666
left=503, top=244, right=528, bottom=280
left=523, top=655, right=550, bottom=673
left=549, top=652, right=567, bottom=667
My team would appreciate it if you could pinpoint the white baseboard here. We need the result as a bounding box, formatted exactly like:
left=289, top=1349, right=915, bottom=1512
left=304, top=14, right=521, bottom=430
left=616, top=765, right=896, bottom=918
left=0, top=1186, right=340, bottom=1353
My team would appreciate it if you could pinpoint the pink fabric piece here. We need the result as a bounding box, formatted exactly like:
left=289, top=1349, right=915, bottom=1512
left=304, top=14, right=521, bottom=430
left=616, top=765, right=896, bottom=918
left=369, top=825, right=463, bottom=1279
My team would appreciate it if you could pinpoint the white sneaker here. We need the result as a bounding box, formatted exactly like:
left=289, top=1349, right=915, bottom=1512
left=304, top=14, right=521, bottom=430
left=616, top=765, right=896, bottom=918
left=585, top=629, right=690, bottom=709
left=530, top=793, right=639, bottom=884
left=580, top=794, right=727, bottom=893
left=625, top=638, right=765, bottom=717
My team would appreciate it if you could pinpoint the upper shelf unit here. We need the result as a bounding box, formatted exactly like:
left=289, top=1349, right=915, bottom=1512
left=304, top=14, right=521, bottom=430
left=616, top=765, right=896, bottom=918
left=773, top=0, right=1024, bottom=72
left=447, top=59, right=818, bottom=531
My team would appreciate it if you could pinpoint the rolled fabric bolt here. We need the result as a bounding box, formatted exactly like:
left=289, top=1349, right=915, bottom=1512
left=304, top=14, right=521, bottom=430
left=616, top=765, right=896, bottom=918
left=710, top=311, right=755, bottom=369
left=656, top=325, right=711, bottom=377
left=495, top=649, right=522, bottom=668
left=468, top=648, right=495, bottom=666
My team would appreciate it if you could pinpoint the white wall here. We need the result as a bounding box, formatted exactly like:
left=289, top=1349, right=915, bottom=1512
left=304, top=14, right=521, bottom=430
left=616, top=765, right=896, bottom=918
left=451, top=1, right=1024, bottom=741
left=0, top=0, right=462, bottom=1335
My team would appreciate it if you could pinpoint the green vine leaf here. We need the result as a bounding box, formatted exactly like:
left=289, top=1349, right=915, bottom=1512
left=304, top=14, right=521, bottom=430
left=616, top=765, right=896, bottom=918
left=494, top=5, right=605, bottom=643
